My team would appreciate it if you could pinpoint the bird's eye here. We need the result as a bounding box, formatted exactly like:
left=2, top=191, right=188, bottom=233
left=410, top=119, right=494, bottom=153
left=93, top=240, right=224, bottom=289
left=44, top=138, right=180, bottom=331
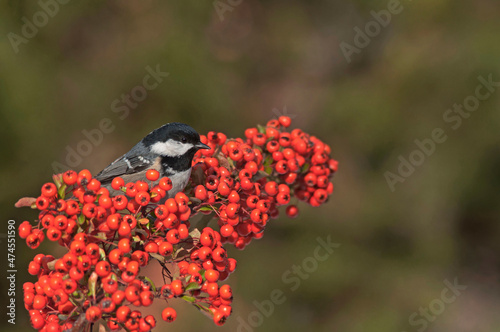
left=181, top=137, right=187, bottom=143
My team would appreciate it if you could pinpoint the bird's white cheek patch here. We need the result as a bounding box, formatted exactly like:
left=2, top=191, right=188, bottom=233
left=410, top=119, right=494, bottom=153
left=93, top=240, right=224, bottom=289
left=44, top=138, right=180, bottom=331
left=150, top=139, right=194, bottom=157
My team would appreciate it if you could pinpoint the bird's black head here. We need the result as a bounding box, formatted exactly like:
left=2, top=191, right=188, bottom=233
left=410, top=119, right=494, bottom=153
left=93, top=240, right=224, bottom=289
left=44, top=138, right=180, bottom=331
left=143, top=122, right=209, bottom=157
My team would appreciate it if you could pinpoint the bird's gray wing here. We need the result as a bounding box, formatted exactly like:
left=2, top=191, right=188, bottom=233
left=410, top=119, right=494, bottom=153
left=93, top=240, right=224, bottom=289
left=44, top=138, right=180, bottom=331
left=95, top=154, right=155, bottom=184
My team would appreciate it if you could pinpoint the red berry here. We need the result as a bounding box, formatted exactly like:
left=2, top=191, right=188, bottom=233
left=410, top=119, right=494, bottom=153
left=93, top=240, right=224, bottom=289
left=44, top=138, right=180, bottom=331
left=195, top=185, right=208, bottom=201
left=206, top=282, right=219, bottom=297
left=275, top=160, right=288, bottom=174
left=205, top=175, right=219, bottom=191
left=118, top=221, right=131, bottom=237
left=69, top=266, right=84, bottom=281
left=36, top=196, right=50, bottom=210
left=278, top=115, right=292, bottom=127
left=219, top=284, right=233, bottom=300
left=166, top=229, right=180, bottom=244
left=286, top=205, right=299, bottom=218
left=111, top=177, right=125, bottom=190
left=98, top=195, right=112, bottom=209
left=159, top=177, right=173, bottom=191
left=146, top=169, right=160, bottom=181
left=156, top=240, right=172, bottom=256
left=304, top=172, right=317, bottom=186
left=95, top=261, right=111, bottom=278
left=31, top=314, right=45, bottom=329
left=108, top=249, right=123, bottom=265
left=118, top=238, right=131, bottom=253
left=86, top=306, right=102, bottom=323
left=135, top=191, right=150, bottom=206
left=112, top=290, right=125, bottom=306
left=213, top=311, right=227, bottom=326
left=28, top=261, right=40, bottom=275
left=205, top=269, right=220, bottom=282
left=116, top=306, right=131, bottom=323
left=244, top=128, right=258, bottom=139
left=87, top=179, right=101, bottom=191
left=47, top=227, right=61, bottom=241
left=41, top=183, right=57, bottom=197
left=140, top=291, right=154, bottom=307
left=144, top=242, right=159, bottom=254
left=276, top=192, right=290, bottom=205
left=26, top=233, right=41, bottom=249
left=252, top=133, right=267, bottom=146
left=125, top=285, right=140, bottom=302
left=170, top=280, right=184, bottom=296
left=63, top=170, right=78, bottom=185
left=162, top=307, right=177, bottom=322
left=78, top=169, right=92, bottom=186
left=32, top=294, right=47, bottom=309
left=18, top=221, right=32, bottom=239
left=220, top=224, right=234, bottom=237
left=264, top=181, right=278, bottom=196
left=113, top=195, right=128, bottom=210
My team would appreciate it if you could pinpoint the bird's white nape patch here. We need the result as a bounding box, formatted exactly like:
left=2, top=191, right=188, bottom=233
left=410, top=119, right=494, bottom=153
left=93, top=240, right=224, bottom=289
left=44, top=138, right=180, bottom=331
left=150, top=139, right=194, bottom=157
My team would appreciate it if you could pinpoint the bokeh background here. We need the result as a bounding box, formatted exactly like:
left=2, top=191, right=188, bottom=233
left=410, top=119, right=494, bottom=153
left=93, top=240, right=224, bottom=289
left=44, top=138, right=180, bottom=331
left=1, top=1, right=500, bottom=331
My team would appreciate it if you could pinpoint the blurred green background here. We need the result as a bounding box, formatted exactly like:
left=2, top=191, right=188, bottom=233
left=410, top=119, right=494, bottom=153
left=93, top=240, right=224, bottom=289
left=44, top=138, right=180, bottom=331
left=1, top=1, right=500, bottom=331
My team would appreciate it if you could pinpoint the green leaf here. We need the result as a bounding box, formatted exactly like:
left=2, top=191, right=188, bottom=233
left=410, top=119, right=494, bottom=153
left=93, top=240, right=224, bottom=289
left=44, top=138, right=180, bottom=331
left=77, top=214, right=86, bottom=225
left=254, top=170, right=270, bottom=181
left=257, top=124, right=266, bottom=134
left=197, top=206, right=213, bottom=212
left=52, top=174, right=63, bottom=188
left=172, top=247, right=185, bottom=260
left=99, top=248, right=107, bottom=261
left=95, top=232, right=107, bottom=241
left=189, top=228, right=202, bottom=239
left=190, top=197, right=202, bottom=205
left=185, top=282, right=201, bottom=292
left=46, top=259, right=57, bottom=271
left=138, top=218, right=150, bottom=226
left=150, top=253, right=165, bottom=263
left=181, top=295, right=196, bottom=303
left=135, top=228, right=149, bottom=238
left=57, top=183, right=67, bottom=199
left=88, top=272, right=98, bottom=300
left=193, top=303, right=213, bottom=316
left=263, top=154, right=274, bottom=167
left=140, top=276, right=157, bottom=293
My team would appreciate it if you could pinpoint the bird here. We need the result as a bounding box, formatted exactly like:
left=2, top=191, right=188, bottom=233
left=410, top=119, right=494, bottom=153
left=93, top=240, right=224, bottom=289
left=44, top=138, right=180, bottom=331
left=95, top=122, right=210, bottom=197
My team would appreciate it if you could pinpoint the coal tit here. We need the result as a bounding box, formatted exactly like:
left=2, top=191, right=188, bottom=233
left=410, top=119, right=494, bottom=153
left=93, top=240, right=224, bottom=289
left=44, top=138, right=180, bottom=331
left=95, top=122, right=209, bottom=197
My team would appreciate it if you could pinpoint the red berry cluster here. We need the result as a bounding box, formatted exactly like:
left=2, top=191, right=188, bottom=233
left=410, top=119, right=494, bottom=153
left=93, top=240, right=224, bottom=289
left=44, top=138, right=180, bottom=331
left=17, top=117, right=337, bottom=331
left=189, top=116, right=337, bottom=249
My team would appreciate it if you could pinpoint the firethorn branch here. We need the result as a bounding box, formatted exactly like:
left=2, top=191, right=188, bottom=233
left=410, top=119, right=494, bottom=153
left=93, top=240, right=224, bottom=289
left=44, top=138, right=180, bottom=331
left=16, top=117, right=337, bottom=332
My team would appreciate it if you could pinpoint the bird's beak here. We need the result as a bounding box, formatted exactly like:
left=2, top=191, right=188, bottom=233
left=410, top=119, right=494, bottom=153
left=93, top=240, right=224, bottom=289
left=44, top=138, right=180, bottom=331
left=196, top=142, right=211, bottom=150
